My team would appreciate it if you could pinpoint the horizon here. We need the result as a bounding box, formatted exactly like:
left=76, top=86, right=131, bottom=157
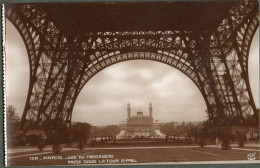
left=72, top=120, right=204, bottom=127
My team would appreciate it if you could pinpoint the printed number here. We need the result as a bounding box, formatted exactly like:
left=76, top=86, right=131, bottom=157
left=29, top=156, right=39, bottom=160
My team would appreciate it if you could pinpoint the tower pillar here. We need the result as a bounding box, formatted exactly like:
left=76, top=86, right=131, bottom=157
left=149, top=102, right=153, bottom=118
left=127, top=103, right=131, bottom=118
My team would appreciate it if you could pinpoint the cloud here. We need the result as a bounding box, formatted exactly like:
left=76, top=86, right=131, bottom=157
left=248, top=28, right=259, bottom=107
left=73, top=61, right=208, bottom=125
left=5, top=20, right=30, bottom=117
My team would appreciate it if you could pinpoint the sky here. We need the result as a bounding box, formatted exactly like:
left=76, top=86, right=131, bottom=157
left=5, top=19, right=259, bottom=126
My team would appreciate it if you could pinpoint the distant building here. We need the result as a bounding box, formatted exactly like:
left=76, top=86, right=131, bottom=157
left=124, top=102, right=156, bottom=137
left=154, top=120, right=160, bottom=129
left=245, top=127, right=259, bottom=140
left=118, top=104, right=205, bottom=138
left=119, top=121, right=127, bottom=130
left=229, top=126, right=259, bottom=140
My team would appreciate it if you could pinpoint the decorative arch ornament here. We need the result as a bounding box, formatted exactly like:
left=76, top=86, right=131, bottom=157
left=5, top=0, right=259, bottom=133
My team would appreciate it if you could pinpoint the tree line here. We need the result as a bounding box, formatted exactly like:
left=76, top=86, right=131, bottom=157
left=159, top=121, right=202, bottom=140
left=6, top=105, right=121, bottom=147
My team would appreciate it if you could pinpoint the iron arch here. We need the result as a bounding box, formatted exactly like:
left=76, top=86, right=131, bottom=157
left=4, top=1, right=259, bottom=133
left=68, top=51, right=212, bottom=124
left=6, top=7, right=41, bottom=126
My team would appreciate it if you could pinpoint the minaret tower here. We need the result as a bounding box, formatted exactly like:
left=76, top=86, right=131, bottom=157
left=127, top=103, right=131, bottom=118
left=149, top=102, right=153, bottom=118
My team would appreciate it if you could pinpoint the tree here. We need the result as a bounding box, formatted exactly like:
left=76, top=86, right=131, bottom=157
left=90, top=125, right=121, bottom=140
left=220, top=127, right=232, bottom=150
left=159, top=122, right=175, bottom=136
left=90, top=126, right=102, bottom=140
left=72, top=122, right=91, bottom=144
left=160, top=122, right=202, bottom=141
left=6, top=105, right=20, bottom=146
left=174, top=124, right=186, bottom=138
left=237, top=131, right=245, bottom=147
left=200, top=119, right=220, bottom=141
left=244, top=111, right=259, bottom=126
left=102, top=125, right=121, bottom=137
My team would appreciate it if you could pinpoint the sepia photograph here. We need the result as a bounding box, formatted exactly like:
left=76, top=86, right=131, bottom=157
left=3, top=0, right=260, bottom=167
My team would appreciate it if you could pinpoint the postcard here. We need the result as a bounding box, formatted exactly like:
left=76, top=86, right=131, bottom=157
left=3, top=0, right=259, bottom=166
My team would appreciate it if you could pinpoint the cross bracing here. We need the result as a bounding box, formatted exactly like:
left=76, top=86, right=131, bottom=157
left=5, top=0, right=259, bottom=133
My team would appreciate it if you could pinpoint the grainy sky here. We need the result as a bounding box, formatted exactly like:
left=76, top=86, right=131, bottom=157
left=5, top=19, right=259, bottom=126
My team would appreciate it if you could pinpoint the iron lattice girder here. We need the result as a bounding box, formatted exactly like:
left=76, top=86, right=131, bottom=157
left=6, top=1, right=258, bottom=62
left=5, top=0, right=259, bottom=131
left=16, top=1, right=235, bottom=33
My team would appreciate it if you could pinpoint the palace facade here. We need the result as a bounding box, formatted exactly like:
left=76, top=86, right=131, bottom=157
left=124, top=103, right=156, bottom=137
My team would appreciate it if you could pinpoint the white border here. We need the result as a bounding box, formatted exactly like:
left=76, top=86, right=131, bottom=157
left=2, top=1, right=259, bottom=167
left=2, top=3, right=7, bottom=167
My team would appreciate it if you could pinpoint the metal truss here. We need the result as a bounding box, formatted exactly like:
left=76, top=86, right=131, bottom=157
left=5, top=0, right=259, bottom=134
